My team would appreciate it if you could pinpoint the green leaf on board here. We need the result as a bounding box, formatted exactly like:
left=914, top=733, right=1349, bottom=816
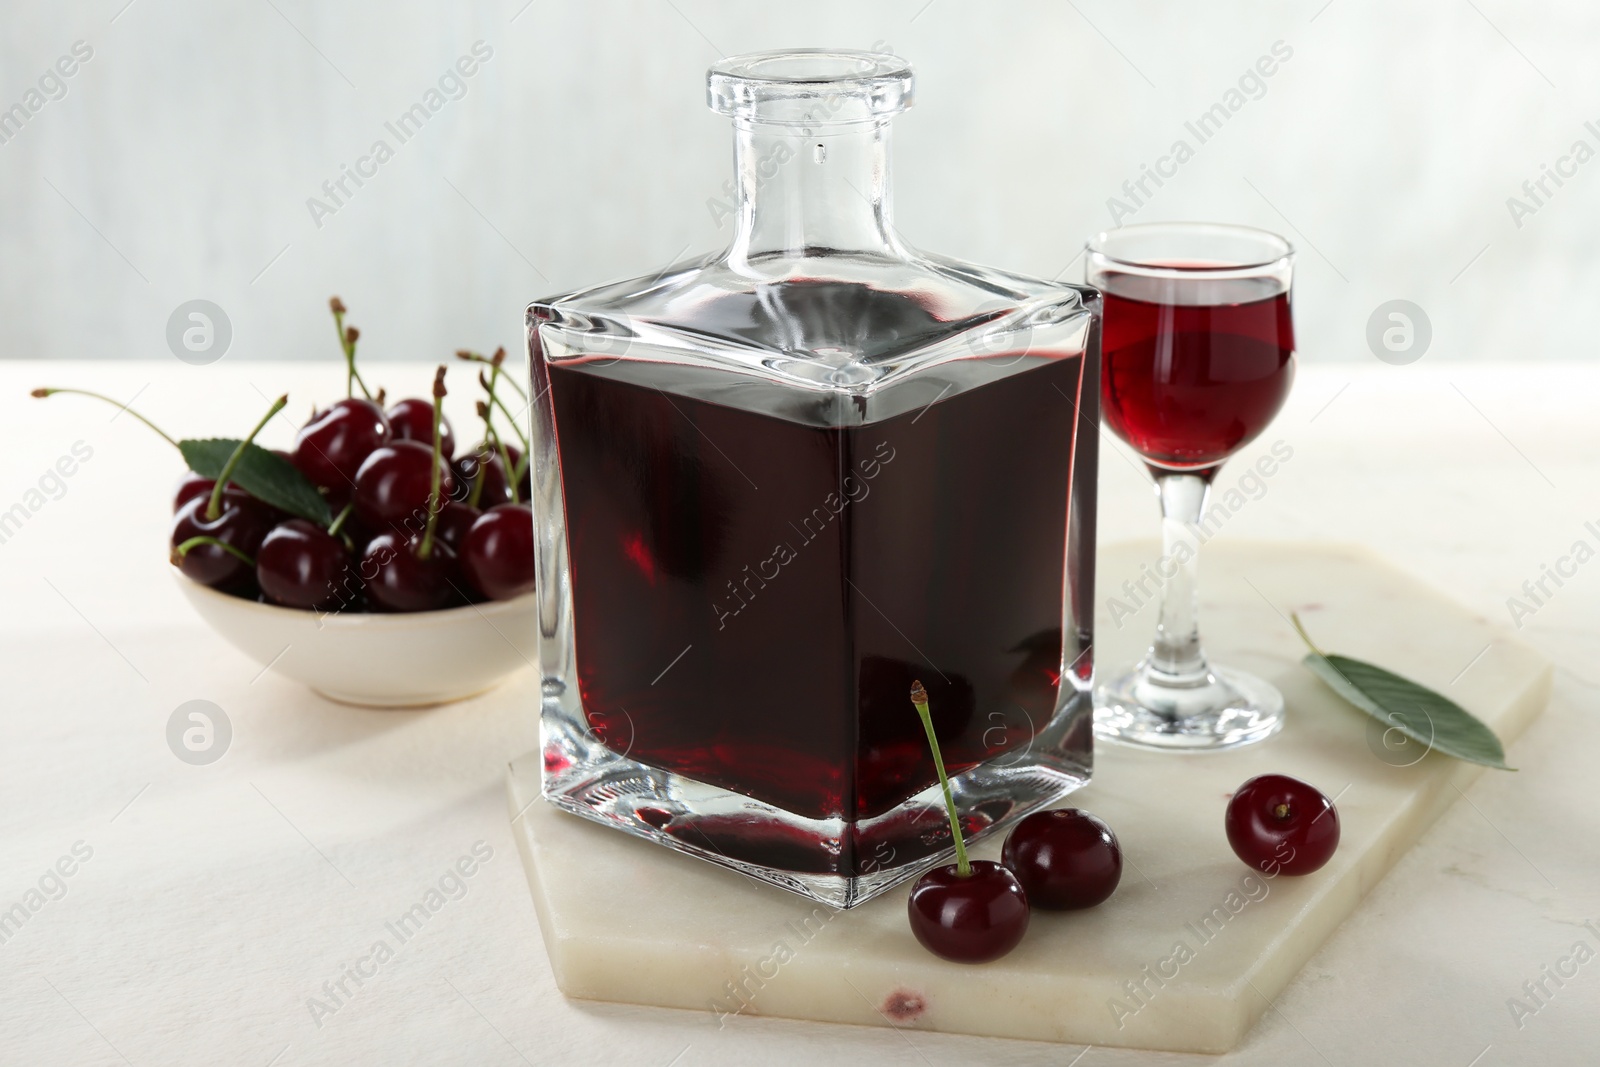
left=179, top=438, right=331, bottom=526
left=1291, top=613, right=1514, bottom=771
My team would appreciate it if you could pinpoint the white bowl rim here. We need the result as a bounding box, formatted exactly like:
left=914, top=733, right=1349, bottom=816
left=172, top=569, right=537, bottom=627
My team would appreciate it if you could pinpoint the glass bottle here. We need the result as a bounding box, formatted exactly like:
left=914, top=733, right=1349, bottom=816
left=528, top=49, right=1100, bottom=908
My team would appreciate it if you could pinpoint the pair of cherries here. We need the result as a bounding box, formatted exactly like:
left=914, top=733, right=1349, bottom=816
left=905, top=682, right=1340, bottom=964
left=901, top=681, right=1117, bottom=964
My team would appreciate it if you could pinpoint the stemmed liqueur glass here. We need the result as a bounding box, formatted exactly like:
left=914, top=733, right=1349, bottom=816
left=1088, top=222, right=1295, bottom=750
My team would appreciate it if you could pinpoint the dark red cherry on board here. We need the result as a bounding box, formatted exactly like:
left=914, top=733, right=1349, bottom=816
left=352, top=440, right=455, bottom=531
left=1002, top=808, right=1122, bottom=910
left=1225, top=774, right=1340, bottom=876
left=388, top=397, right=455, bottom=461
left=292, top=397, right=390, bottom=495
left=907, top=861, right=1030, bottom=964
left=361, top=531, right=460, bottom=612
left=257, top=520, right=358, bottom=611
left=170, top=495, right=273, bottom=592
left=903, top=680, right=1031, bottom=964
left=461, top=504, right=534, bottom=600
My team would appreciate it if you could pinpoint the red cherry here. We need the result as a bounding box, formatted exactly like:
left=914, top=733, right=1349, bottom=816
left=175, top=471, right=213, bottom=511
left=388, top=397, right=455, bottom=461
left=436, top=501, right=481, bottom=554
left=171, top=495, right=273, bottom=593
left=460, top=504, right=534, bottom=600
left=257, top=520, right=359, bottom=611
left=292, top=398, right=390, bottom=496
left=351, top=441, right=456, bottom=532
left=360, top=531, right=460, bottom=612
left=1001, top=808, right=1122, bottom=910
left=173, top=472, right=256, bottom=513
left=907, top=861, right=1030, bottom=963
left=1225, top=774, right=1340, bottom=876
left=452, top=447, right=512, bottom=507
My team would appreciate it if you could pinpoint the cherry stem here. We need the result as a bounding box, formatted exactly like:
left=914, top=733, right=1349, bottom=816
left=171, top=535, right=255, bottom=568
left=478, top=363, right=522, bottom=504
left=417, top=367, right=447, bottom=561
left=206, top=394, right=286, bottom=521
left=467, top=400, right=493, bottom=508
left=479, top=363, right=503, bottom=435
left=456, top=349, right=527, bottom=399
left=31, top=388, right=179, bottom=449
left=466, top=447, right=488, bottom=508
left=910, top=680, right=970, bottom=878
left=481, top=372, right=530, bottom=451
left=330, top=300, right=372, bottom=401
left=327, top=502, right=354, bottom=538
left=492, top=426, right=519, bottom=505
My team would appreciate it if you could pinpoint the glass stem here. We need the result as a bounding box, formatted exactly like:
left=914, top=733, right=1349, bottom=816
left=1148, top=471, right=1211, bottom=685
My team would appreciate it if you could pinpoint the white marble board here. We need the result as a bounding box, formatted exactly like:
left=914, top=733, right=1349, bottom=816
left=507, top=541, right=1551, bottom=1053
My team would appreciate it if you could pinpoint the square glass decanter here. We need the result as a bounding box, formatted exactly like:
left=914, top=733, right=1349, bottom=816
left=529, top=49, right=1100, bottom=908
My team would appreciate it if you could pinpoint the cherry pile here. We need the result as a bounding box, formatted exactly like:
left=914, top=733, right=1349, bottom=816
left=904, top=682, right=1340, bottom=963
left=35, top=297, right=536, bottom=614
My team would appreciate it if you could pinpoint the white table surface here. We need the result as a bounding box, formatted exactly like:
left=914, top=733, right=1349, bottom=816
left=1, top=360, right=1596, bottom=1067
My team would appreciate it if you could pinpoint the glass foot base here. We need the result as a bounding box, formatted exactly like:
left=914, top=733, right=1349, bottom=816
left=1094, top=664, right=1284, bottom=752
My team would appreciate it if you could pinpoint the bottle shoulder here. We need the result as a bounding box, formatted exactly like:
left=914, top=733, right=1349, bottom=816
left=528, top=246, right=1099, bottom=427
left=530, top=246, right=1097, bottom=362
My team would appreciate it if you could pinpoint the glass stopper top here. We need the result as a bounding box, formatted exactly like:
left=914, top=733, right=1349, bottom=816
left=708, top=49, right=914, bottom=125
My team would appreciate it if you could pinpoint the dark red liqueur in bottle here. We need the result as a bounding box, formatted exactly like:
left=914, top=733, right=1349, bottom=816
left=549, top=353, right=1083, bottom=824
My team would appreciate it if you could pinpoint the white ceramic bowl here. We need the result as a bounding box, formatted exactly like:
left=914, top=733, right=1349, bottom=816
left=175, top=574, right=539, bottom=707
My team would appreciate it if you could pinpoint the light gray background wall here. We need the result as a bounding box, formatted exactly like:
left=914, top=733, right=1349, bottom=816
left=3, top=0, right=1595, bottom=364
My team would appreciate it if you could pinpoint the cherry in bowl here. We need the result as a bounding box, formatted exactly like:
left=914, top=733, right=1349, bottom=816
left=257, top=519, right=358, bottom=611
left=352, top=440, right=456, bottom=531
left=461, top=504, right=534, bottom=601
left=170, top=494, right=274, bottom=593
left=388, top=396, right=455, bottom=461
left=292, top=397, right=391, bottom=497
left=362, top=531, right=461, bottom=613
left=452, top=447, right=513, bottom=508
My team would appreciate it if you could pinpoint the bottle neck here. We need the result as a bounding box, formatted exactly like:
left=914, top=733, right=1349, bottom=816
left=726, top=118, right=904, bottom=269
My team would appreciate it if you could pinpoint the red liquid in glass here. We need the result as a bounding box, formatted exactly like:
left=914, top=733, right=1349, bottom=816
left=548, top=355, right=1084, bottom=826
left=1101, top=286, right=1294, bottom=470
